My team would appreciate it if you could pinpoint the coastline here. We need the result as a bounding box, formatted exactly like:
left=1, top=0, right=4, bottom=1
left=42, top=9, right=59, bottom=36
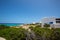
left=0, top=23, right=24, bottom=26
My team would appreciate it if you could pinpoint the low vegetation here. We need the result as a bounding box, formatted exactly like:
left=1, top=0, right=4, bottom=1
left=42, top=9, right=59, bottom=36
left=0, top=24, right=60, bottom=40
left=44, top=23, right=50, bottom=27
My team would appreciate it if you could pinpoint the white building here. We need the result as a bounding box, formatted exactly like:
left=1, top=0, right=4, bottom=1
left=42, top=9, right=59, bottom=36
left=41, top=17, right=60, bottom=28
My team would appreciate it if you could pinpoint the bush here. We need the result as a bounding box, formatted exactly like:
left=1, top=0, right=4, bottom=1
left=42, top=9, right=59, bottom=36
left=0, top=24, right=10, bottom=30
left=0, top=25, right=60, bottom=40
left=0, top=28, right=27, bottom=40
left=44, top=24, right=50, bottom=27
left=30, top=27, right=60, bottom=40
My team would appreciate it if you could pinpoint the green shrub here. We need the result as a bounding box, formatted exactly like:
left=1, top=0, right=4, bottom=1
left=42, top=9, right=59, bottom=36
left=0, top=24, right=10, bottom=30
left=0, top=28, right=27, bottom=40
left=44, top=24, right=50, bottom=27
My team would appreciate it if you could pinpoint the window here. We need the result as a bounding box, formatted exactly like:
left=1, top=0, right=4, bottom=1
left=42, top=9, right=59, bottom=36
left=49, top=22, right=53, bottom=24
left=56, top=21, right=60, bottom=23
left=56, top=18, right=60, bottom=20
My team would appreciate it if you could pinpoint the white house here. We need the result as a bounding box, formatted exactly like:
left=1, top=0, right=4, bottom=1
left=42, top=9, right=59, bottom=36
left=41, top=17, right=60, bottom=28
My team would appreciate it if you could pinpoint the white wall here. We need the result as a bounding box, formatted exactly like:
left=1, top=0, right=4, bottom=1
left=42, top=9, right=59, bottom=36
left=54, top=23, right=60, bottom=28
left=41, top=17, right=56, bottom=27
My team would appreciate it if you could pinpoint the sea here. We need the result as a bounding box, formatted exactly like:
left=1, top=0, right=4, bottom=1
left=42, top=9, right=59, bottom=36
left=0, top=23, right=24, bottom=26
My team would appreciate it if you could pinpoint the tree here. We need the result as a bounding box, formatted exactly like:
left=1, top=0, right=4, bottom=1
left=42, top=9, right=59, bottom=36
left=44, top=24, right=50, bottom=27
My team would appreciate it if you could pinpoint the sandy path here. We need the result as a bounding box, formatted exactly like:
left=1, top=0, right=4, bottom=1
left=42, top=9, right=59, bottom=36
left=0, top=37, right=6, bottom=40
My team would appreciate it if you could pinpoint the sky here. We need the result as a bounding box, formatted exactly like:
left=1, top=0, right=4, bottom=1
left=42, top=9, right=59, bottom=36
left=0, top=0, right=60, bottom=23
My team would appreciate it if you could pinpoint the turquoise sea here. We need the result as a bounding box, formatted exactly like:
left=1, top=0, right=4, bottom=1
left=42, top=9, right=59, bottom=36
left=0, top=23, right=24, bottom=26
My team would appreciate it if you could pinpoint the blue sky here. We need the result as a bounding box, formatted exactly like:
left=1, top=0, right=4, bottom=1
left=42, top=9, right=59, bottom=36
left=0, top=0, right=60, bottom=23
